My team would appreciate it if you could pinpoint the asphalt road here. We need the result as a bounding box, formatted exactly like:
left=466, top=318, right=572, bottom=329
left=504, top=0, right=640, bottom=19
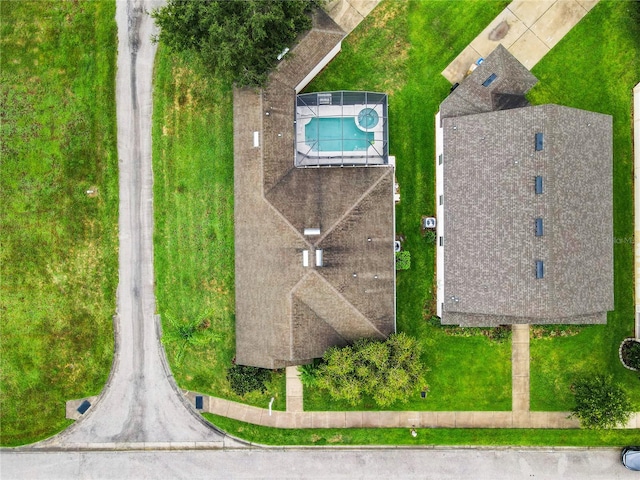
left=2, top=447, right=636, bottom=480
left=42, top=0, right=224, bottom=446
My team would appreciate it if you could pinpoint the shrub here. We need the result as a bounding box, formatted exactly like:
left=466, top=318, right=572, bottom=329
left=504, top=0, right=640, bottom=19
left=227, top=364, right=272, bottom=396
left=298, top=360, right=322, bottom=388
left=487, top=325, right=511, bottom=343
left=427, top=315, right=442, bottom=327
left=395, top=251, right=411, bottom=270
left=423, top=229, right=436, bottom=243
left=621, top=339, right=640, bottom=370
left=569, top=373, right=634, bottom=429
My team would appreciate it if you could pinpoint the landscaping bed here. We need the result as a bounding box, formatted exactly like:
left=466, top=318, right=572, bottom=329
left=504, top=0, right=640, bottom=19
left=620, top=338, right=640, bottom=371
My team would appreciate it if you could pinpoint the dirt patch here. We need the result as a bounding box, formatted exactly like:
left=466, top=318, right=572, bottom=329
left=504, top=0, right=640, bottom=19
left=368, top=0, right=407, bottom=30
left=489, top=20, right=510, bottom=41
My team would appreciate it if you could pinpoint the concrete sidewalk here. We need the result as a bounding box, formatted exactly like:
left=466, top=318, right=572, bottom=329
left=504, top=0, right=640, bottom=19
left=325, top=0, right=381, bottom=34
left=184, top=391, right=640, bottom=430
left=442, top=0, right=599, bottom=84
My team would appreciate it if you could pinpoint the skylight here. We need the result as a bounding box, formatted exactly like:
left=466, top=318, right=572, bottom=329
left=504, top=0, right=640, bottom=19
left=535, top=176, right=543, bottom=194
left=535, top=218, right=543, bottom=236
left=536, top=260, right=544, bottom=279
left=535, top=132, right=544, bottom=151
left=482, top=73, right=497, bottom=87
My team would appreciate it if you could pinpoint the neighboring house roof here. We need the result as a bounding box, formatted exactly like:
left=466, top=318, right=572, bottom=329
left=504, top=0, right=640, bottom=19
left=234, top=12, right=396, bottom=369
left=439, top=47, right=614, bottom=327
left=440, top=45, right=537, bottom=120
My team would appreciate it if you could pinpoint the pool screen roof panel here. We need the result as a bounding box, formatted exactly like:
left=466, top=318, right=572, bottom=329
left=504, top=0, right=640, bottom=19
left=295, top=91, right=389, bottom=167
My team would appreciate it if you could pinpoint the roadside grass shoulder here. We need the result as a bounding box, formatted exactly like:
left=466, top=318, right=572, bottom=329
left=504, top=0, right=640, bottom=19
left=0, top=1, right=117, bottom=446
left=527, top=0, right=640, bottom=411
left=303, top=0, right=512, bottom=412
left=205, top=413, right=640, bottom=447
left=152, top=47, right=286, bottom=410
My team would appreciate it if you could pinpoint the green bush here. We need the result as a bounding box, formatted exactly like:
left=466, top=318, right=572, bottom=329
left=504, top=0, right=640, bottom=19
left=487, top=325, right=512, bottom=343
left=570, top=373, right=634, bottom=429
left=298, top=360, right=322, bottom=388
left=227, top=364, right=272, bottom=396
left=395, top=251, right=411, bottom=270
left=424, top=230, right=437, bottom=243
left=427, top=315, right=442, bottom=327
left=433, top=321, right=511, bottom=343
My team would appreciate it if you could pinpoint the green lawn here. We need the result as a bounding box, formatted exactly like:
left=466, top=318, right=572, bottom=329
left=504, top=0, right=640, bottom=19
left=205, top=413, right=640, bottom=447
left=527, top=0, right=640, bottom=411
left=303, top=0, right=512, bottom=412
left=0, top=1, right=117, bottom=446
left=152, top=47, right=286, bottom=410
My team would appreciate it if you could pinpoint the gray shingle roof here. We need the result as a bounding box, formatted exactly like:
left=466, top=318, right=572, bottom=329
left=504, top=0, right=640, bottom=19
left=440, top=45, right=537, bottom=120
left=234, top=12, right=396, bottom=368
left=440, top=48, right=613, bottom=327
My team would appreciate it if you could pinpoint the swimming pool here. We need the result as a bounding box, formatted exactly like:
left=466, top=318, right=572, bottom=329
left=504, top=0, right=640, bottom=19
left=305, top=117, right=374, bottom=152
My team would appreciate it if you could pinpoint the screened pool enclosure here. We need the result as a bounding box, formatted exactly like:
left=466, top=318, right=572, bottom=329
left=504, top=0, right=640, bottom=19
left=295, top=91, right=389, bottom=167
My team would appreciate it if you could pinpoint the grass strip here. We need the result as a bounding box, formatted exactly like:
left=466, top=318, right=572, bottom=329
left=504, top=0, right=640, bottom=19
left=205, top=413, right=640, bottom=447
left=152, top=47, right=286, bottom=410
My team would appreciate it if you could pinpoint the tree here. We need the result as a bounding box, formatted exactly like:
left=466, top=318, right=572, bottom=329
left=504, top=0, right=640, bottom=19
left=569, top=373, right=634, bottom=429
left=152, top=0, right=319, bottom=86
left=314, top=333, right=425, bottom=407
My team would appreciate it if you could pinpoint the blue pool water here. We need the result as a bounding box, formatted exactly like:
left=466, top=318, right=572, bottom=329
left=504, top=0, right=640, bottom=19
left=358, top=108, right=379, bottom=129
left=305, top=117, right=374, bottom=152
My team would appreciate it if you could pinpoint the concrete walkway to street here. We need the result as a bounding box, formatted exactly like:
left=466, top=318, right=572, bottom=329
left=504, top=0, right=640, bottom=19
left=286, top=366, right=304, bottom=412
left=185, top=390, right=639, bottom=430
left=512, top=325, right=530, bottom=412
left=442, top=0, right=599, bottom=84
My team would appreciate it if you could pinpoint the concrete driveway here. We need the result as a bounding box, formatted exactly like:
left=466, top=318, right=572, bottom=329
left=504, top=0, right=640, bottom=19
left=442, top=0, right=599, bottom=83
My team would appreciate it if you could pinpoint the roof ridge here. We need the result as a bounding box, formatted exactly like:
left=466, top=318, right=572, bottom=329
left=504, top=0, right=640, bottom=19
left=290, top=290, right=349, bottom=341
left=263, top=163, right=296, bottom=201
left=314, top=167, right=393, bottom=246
left=293, top=270, right=385, bottom=339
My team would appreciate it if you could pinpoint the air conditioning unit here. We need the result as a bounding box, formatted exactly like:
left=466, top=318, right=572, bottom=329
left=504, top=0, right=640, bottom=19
left=423, top=217, right=436, bottom=229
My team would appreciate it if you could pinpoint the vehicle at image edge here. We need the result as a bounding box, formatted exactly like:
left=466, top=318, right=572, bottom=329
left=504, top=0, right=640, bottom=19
left=622, top=447, right=640, bottom=471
